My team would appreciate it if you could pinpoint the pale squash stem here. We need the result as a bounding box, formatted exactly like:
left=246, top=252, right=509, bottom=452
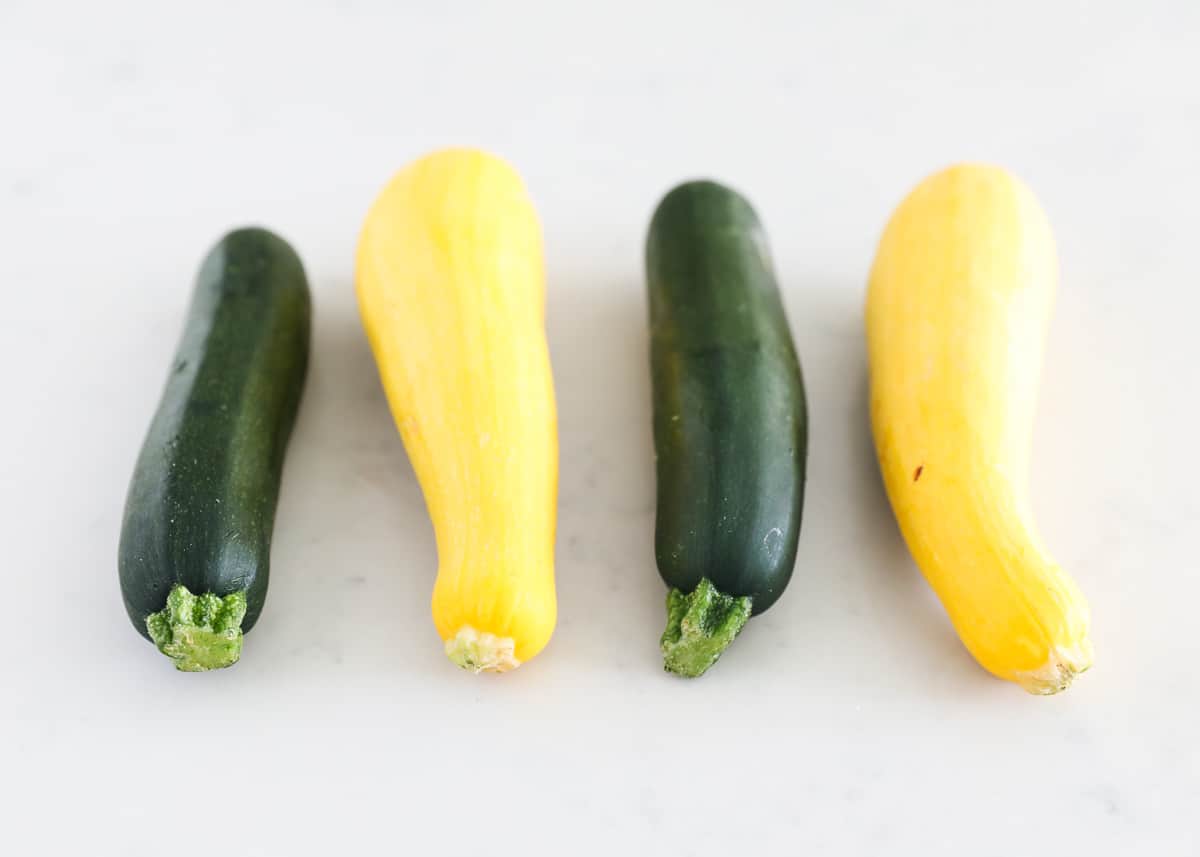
left=1013, top=641, right=1095, bottom=695
left=444, top=626, right=522, bottom=674
left=661, top=578, right=752, bottom=678
left=145, top=584, right=247, bottom=672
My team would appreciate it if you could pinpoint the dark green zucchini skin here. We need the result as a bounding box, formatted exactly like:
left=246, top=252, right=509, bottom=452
left=647, top=181, right=807, bottom=616
left=119, top=227, right=311, bottom=642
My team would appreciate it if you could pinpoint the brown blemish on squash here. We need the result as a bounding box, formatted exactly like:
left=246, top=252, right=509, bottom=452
left=913, top=465, right=924, bottom=482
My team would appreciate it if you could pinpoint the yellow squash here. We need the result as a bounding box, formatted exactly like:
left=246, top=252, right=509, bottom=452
left=356, top=148, right=557, bottom=673
left=866, top=164, right=1093, bottom=694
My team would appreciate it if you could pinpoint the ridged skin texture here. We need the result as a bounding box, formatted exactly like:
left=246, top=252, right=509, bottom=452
left=356, top=149, right=558, bottom=666
left=866, top=164, right=1092, bottom=693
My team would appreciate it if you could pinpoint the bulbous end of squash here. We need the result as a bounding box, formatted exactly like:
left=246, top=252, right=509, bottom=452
left=661, top=578, right=752, bottom=678
left=444, top=626, right=522, bottom=674
left=145, top=585, right=247, bottom=672
left=1013, top=640, right=1095, bottom=695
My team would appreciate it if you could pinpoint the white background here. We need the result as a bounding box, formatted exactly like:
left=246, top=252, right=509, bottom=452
left=3, top=1, right=1196, bottom=854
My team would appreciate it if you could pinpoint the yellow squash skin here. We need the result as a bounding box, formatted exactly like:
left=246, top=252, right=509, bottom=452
left=356, top=149, right=557, bottom=673
left=866, top=164, right=1093, bottom=694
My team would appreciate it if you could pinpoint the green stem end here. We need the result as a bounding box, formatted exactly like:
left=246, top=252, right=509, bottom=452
left=661, top=578, right=752, bottom=678
left=146, top=585, right=248, bottom=672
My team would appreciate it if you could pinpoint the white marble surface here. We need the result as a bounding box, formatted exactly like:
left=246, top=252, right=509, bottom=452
left=3, top=1, right=1197, bottom=854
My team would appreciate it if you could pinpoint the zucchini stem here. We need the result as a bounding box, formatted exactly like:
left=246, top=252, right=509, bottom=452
left=145, top=585, right=247, bottom=672
left=661, top=578, right=752, bottom=678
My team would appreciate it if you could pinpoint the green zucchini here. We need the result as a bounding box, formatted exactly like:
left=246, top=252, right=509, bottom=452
left=647, top=180, right=807, bottom=677
left=118, top=227, right=311, bottom=671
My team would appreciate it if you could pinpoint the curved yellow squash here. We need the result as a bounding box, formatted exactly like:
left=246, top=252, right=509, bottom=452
left=866, top=164, right=1093, bottom=694
left=356, top=149, right=557, bottom=673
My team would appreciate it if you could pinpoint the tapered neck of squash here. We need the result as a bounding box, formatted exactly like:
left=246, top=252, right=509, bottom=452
left=145, top=585, right=247, bottom=672
left=660, top=578, right=752, bottom=678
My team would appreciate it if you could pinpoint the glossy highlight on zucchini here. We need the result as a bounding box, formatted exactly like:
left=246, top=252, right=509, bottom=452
left=647, top=180, right=808, bottom=677
left=118, top=227, right=311, bottom=671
